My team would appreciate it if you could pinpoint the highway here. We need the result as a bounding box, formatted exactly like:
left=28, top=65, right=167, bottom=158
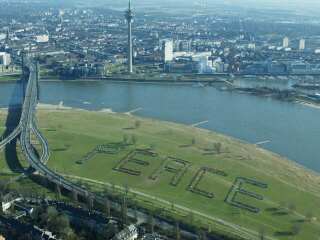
left=31, top=117, right=50, bottom=164
left=0, top=124, right=21, bottom=150
left=18, top=59, right=96, bottom=201
left=0, top=59, right=89, bottom=198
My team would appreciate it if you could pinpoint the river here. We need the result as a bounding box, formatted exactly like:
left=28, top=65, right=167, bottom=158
left=1, top=80, right=320, bottom=173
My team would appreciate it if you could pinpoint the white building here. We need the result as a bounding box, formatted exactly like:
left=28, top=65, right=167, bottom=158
left=212, top=57, right=226, bottom=73
left=299, top=39, right=305, bottom=50
left=142, top=234, right=165, bottom=240
left=283, top=37, right=289, bottom=48
left=0, top=52, right=11, bottom=66
left=162, top=40, right=173, bottom=62
left=35, top=34, right=49, bottom=43
left=1, top=196, right=22, bottom=212
left=248, top=43, right=256, bottom=50
left=0, top=33, right=6, bottom=41
left=112, top=225, right=138, bottom=240
left=198, top=56, right=213, bottom=73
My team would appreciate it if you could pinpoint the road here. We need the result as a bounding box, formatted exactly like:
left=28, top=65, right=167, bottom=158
left=18, top=60, right=90, bottom=197
left=0, top=124, right=21, bottom=150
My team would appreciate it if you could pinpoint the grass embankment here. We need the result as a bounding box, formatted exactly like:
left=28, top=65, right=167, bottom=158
left=1, top=109, right=320, bottom=239
left=0, top=75, right=20, bottom=82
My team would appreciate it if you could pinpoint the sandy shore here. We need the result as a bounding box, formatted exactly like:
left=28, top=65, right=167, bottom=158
left=37, top=102, right=115, bottom=114
left=0, top=101, right=115, bottom=115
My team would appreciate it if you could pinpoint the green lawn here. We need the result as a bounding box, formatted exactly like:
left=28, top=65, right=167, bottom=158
left=1, top=109, right=320, bottom=239
left=0, top=75, right=20, bottom=81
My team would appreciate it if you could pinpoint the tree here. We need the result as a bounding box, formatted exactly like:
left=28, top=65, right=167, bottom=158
left=259, top=228, right=266, bottom=240
left=147, top=211, right=155, bottom=233
left=133, top=201, right=138, bottom=221
left=0, top=194, right=3, bottom=215
left=305, top=212, right=313, bottom=222
left=111, top=182, right=116, bottom=193
left=198, top=230, right=207, bottom=240
left=149, top=143, right=155, bottom=150
left=121, top=195, right=128, bottom=225
left=55, top=184, right=61, bottom=199
left=124, top=184, right=130, bottom=196
left=188, top=211, right=194, bottom=225
left=278, top=201, right=287, bottom=213
left=214, top=142, right=222, bottom=154
left=0, top=180, right=8, bottom=194
left=291, top=223, right=301, bottom=236
left=123, top=134, right=129, bottom=144
left=40, top=176, right=49, bottom=188
left=63, top=228, right=77, bottom=240
left=288, top=203, right=296, bottom=214
left=104, top=222, right=118, bottom=239
left=171, top=202, right=175, bottom=211
left=43, top=206, right=60, bottom=232
left=131, top=135, right=137, bottom=145
left=105, top=198, right=111, bottom=217
left=175, top=221, right=181, bottom=240
left=134, top=120, right=141, bottom=129
left=54, top=214, right=77, bottom=240
left=72, top=191, right=78, bottom=203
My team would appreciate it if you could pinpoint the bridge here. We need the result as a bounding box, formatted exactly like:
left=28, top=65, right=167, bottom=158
left=0, top=58, right=94, bottom=201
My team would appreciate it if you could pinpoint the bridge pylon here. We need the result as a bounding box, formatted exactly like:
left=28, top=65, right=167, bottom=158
left=35, top=61, right=40, bottom=101
left=21, top=52, right=27, bottom=100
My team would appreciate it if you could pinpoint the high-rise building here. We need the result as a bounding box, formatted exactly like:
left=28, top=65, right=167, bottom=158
left=5, top=28, right=9, bottom=43
left=299, top=39, right=305, bottom=50
left=0, top=52, right=11, bottom=66
left=125, top=0, right=134, bottom=73
left=179, top=40, right=192, bottom=52
left=283, top=37, right=289, bottom=48
left=59, top=10, right=64, bottom=20
left=162, top=40, right=173, bottom=62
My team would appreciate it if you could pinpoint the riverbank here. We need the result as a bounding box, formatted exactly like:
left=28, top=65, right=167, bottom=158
left=39, top=109, right=320, bottom=240
left=0, top=75, right=21, bottom=82
left=224, top=86, right=320, bottom=109
left=2, top=79, right=320, bottom=173
left=2, top=108, right=319, bottom=239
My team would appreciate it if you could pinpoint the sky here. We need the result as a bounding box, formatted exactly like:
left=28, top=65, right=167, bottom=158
left=100, top=0, right=320, bottom=11
left=15, top=0, right=320, bottom=14
left=222, top=0, right=320, bottom=8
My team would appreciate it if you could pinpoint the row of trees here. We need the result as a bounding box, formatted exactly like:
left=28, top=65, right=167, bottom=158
left=31, top=206, right=77, bottom=239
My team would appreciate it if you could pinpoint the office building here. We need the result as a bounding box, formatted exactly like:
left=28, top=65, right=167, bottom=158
left=283, top=37, right=289, bottom=48
left=299, top=39, right=305, bottom=50
left=0, top=52, right=11, bottom=66
left=162, top=40, right=173, bottom=62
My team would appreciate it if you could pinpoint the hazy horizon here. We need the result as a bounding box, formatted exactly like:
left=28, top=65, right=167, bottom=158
left=2, top=0, right=320, bottom=15
left=7, top=0, right=320, bottom=9
left=87, top=0, right=320, bottom=8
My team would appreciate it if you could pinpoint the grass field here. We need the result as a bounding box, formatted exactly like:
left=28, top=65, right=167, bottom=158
left=0, top=75, right=20, bottom=81
left=0, top=109, right=320, bottom=239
